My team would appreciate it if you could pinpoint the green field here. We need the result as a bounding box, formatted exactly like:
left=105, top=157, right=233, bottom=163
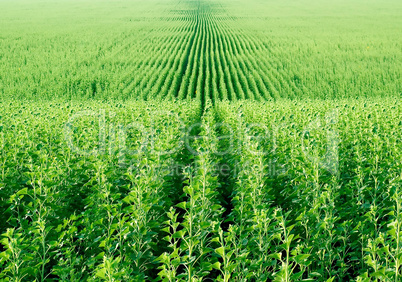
left=0, top=0, right=401, bottom=281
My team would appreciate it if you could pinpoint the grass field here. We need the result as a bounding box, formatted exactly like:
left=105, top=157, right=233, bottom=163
left=0, top=0, right=401, bottom=281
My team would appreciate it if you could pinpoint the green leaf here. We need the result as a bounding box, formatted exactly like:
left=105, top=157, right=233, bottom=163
left=215, top=246, right=225, bottom=257
left=94, top=252, right=105, bottom=260
left=122, top=195, right=132, bottom=204
left=211, top=237, right=220, bottom=243
left=172, top=230, right=186, bottom=238
left=157, top=253, right=169, bottom=264
left=96, top=268, right=106, bottom=279
left=211, top=261, right=221, bottom=270
left=268, top=253, right=282, bottom=260
left=176, top=202, right=187, bottom=209
left=16, top=188, right=28, bottom=196
left=291, top=271, right=303, bottom=280
left=292, top=254, right=310, bottom=265
left=161, top=227, right=171, bottom=233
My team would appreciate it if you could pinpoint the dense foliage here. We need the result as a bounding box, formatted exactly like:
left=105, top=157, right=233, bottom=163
left=0, top=98, right=401, bottom=281
left=0, top=0, right=401, bottom=281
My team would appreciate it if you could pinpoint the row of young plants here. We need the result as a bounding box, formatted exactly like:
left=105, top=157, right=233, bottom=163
left=156, top=101, right=224, bottom=281
left=127, top=16, right=195, bottom=100
left=215, top=102, right=318, bottom=281
left=170, top=3, right=309, bottom=102
left=177, top=6, right=206, bottom=101
left=215, top=97, right=402, bottom=281
left=175, top=5, right=273, bottom=103
left=0, top=99, right=202, bottom=281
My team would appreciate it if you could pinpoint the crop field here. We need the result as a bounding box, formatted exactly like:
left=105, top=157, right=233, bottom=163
left=0, top=0, right=401, bottom=281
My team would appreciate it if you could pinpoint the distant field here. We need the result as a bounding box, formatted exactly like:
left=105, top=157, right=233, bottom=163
left=0, top=0, right=401, bottom=281
left=0, top=0, right=401, bottom=101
